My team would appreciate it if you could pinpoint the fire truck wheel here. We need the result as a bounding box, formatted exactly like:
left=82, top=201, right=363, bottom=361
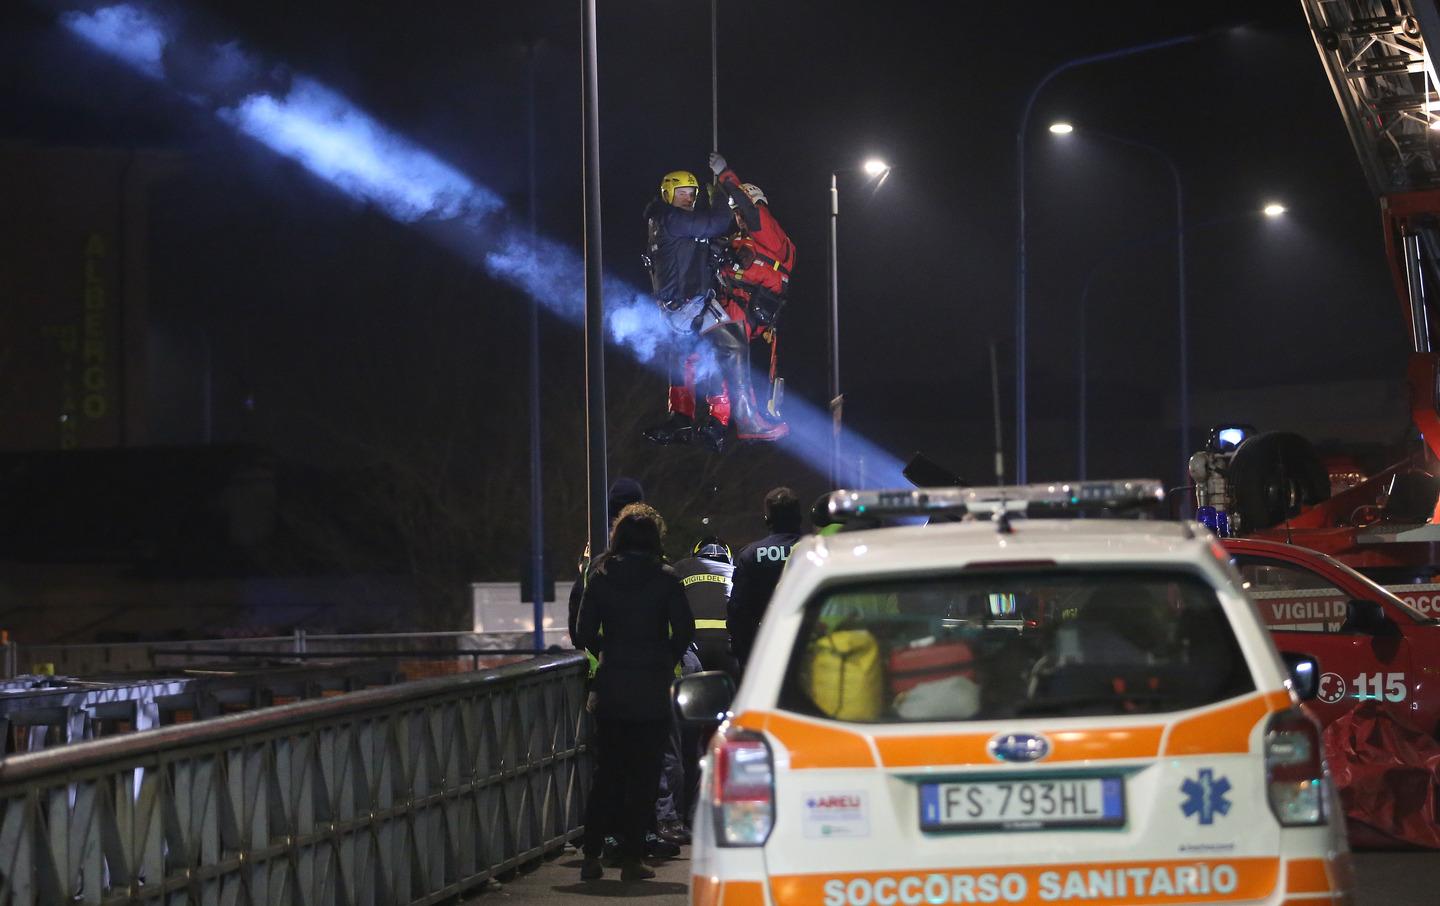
left=1228, top=432, right=1331, bottom=531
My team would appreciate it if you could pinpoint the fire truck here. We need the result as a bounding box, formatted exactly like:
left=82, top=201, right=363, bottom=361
left=1192, top=2, right=1440, bottom=579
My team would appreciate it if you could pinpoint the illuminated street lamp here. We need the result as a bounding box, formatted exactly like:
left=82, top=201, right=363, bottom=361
left=1048, top=122, right=1074, bottom=135
left=829, top=158, right=891, bottom=486
left=1263, top=202, right=1287, bottom=217
left=1015, top=31, right=1203, bottom=483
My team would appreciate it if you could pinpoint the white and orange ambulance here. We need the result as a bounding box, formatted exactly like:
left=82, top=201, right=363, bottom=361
left=674, top=481, right=1352, bottom=906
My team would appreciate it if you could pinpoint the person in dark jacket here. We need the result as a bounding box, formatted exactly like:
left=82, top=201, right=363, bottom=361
left=728, top=487, right=805, bottom=668
left=567, top=477, right=645, bottom=644
left=574, top=503, right=695, bottom=882
left=642, top=158, right=786, bottom=450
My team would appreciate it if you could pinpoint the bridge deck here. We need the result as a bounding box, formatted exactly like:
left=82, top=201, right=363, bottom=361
left=469, top=845, right=690, bottom=906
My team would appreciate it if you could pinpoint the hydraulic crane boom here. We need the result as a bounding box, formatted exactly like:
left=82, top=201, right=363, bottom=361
left=1304, top=0, right=1440, bottom=470
left=1302, top=0, right=1440, bottom=196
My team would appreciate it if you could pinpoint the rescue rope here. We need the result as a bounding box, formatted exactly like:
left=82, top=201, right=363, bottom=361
left=711, top=0, right=719, bottom=154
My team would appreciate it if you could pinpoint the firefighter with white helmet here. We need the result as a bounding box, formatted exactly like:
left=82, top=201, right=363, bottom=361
left=712, top=157, right=795, bottom=436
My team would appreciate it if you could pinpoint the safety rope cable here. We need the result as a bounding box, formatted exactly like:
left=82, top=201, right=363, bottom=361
left=711, top=0, right=719, bottom=154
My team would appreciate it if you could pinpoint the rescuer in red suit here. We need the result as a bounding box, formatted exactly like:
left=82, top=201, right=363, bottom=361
left=711, top=157, right=794, bottom=438
left=715, top=170, right=794, bottom=336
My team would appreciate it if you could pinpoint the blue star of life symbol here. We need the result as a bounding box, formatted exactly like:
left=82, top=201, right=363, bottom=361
left=1180, top=769, right=1232, bottom=825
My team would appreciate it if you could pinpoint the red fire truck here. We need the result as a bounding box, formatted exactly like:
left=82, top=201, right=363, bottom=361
left=1224, top=536, right=1440, bottom=734
left=1193, top=4, right=1440, bottom=579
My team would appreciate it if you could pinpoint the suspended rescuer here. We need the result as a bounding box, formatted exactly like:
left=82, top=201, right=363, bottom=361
left=728, top=487, right=806, bottom=668
left=713, top=158, right=795, bottom=436
left=642, top=157, right=787, bottom=452
left=574, top=503, right=695, bottom=882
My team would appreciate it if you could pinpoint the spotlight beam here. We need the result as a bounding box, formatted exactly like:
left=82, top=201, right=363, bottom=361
left=59, top=2, right=908, bottom=488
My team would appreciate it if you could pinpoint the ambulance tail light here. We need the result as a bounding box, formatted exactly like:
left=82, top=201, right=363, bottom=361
left=712, top=732, right=774, bottom=846
left=1264, top=708, right=1326, bottom=826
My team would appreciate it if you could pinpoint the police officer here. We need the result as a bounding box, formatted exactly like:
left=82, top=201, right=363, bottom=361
left=729, top=487, right=805, bottom=668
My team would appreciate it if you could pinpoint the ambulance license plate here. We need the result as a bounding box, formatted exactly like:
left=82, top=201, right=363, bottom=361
left=919, top=778, right=1124, bottom=831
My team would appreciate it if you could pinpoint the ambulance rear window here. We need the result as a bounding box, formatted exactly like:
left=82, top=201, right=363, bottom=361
left=776, top=570, right=1253, bottom=723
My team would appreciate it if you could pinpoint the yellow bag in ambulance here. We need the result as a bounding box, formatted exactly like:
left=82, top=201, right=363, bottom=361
left=803, top=629, right=883, bottom=720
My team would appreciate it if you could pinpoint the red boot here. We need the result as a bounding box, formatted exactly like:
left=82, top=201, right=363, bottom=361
left=697, top=392, right=731, bottom=453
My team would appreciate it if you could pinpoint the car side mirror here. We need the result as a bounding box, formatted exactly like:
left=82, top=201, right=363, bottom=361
left=1344, top=599, right=1401, bottom=637
left=673, top=671, right=735, bottom=723
left=1280, top=651, right=1320, bottom=701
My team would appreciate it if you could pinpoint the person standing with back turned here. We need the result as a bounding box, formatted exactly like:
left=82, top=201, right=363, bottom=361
left=728, top=487, right=805, bottom=669
left=574, top=503, right=695, bottom=882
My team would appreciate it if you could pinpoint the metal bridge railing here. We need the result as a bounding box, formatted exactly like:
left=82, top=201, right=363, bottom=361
left=0, top=651, right=591, bottom=906
left=8, top=630, right=571, bottom=679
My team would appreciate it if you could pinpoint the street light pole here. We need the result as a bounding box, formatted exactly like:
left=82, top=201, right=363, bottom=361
left=827, top=161, right=890, bottom=489
left=1014, top=32, right=1200, bottom=484
left=828, top=170, right=840, bottom=488
left=526, top=42, right=547, bottom=651
left=581, top=0, right=608, bottom=562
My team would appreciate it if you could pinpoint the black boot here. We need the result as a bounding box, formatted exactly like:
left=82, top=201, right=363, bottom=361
left=706, top=325, right=788, bottom=442
left=695, top=415, right=727, bottom=453
left=643, top=411, right=694, bottom=445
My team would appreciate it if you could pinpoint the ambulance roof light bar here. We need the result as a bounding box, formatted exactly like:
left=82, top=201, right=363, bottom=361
left=824, top=479, right=1166, bottom=523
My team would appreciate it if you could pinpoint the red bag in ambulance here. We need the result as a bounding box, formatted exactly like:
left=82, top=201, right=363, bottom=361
left=887, top=639, right=976, bottom=694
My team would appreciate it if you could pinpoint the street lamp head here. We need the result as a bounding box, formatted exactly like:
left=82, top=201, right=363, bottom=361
left=863, top=158, right=890, bottom=177
left=1048, top=122, right=1074, bottom=135
left=1263, top=202, right=1287, bottom=217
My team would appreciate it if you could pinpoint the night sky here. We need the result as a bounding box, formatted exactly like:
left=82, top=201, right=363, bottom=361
left=0, top=1, right=1410, bottom=573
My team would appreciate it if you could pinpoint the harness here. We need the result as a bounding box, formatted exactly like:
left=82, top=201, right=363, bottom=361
left=726, top=247, right=791, bottom=287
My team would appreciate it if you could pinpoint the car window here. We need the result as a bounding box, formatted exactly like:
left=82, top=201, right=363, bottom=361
left=776, top=570, right=1254, bottom=723
left=1234, top=557, right=1347, bottom=633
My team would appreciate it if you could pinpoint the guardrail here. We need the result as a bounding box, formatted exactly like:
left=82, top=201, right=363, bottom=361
left=7, top=630, right=571, bottom=679
left=0, top=660, right=407, bottom=754
left=0, top=651, right=590, bottom=905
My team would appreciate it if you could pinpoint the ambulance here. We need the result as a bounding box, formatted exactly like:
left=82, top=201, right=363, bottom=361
left=675, top=481, right=1352, bottom=906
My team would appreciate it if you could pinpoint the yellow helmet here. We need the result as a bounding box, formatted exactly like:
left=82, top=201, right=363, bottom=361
left=660, top=170, right=700, bottom=205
